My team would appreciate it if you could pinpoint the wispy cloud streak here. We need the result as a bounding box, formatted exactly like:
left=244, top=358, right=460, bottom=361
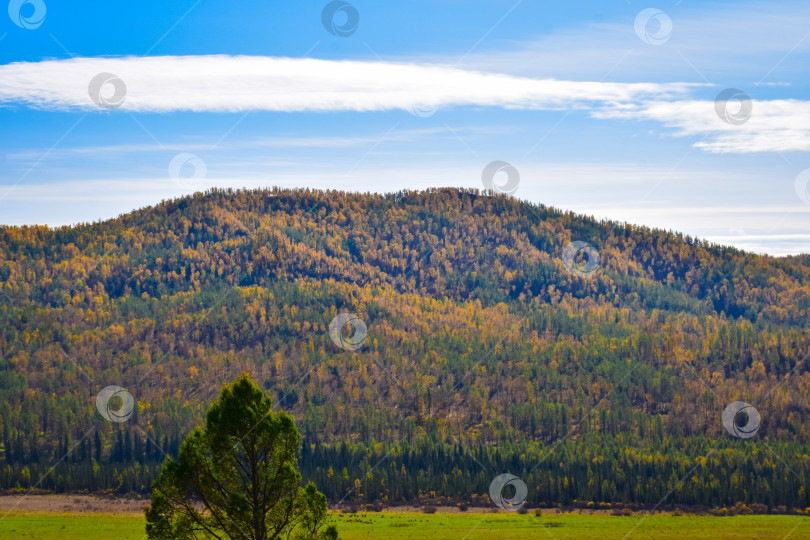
left=0, top=55, right=696, bottom=113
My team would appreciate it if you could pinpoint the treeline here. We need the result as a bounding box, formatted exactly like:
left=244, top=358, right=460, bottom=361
left=2, top=431, right=808, bottom=511
left=300, top=435, right=810, bottom=510
left=0, top=188, right=809, bottom=507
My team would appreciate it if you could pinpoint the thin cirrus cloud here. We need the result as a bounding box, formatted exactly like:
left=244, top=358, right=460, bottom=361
left=0, top=55, right=696, bottom=114
left=4, top=127, right=505, bottom=162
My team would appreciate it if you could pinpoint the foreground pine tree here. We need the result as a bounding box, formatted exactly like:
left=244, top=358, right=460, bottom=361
left=145, top=374, right=338, bottom=540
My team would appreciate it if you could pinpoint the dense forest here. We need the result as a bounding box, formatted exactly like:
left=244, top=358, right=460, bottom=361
left=0, top=187, right=809, bottom=510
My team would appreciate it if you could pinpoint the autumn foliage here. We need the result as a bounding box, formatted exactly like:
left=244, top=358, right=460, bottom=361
left=0, top=187, right=808, bottom=508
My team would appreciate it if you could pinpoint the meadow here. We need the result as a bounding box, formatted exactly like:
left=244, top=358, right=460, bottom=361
left=0, top=510, right=807, bottom=539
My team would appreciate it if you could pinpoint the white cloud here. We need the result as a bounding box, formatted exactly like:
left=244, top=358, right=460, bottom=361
left=0, top=55, right=696, bottom=113
left=2, top=55, right=809, bottom=154
left=594, top=98, right=810, bottom=153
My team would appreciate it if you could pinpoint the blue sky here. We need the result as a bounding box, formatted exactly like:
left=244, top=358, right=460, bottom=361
left=1, top=0, right=809, bottom=254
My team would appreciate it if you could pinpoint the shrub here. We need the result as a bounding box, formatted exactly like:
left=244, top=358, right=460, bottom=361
left=611, top=508, right=633, bottom=516
left=749, top=503, right=768, bottom=514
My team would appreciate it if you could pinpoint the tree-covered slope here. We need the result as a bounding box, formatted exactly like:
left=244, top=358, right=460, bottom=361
left=0, top=187, right=808, bottom=508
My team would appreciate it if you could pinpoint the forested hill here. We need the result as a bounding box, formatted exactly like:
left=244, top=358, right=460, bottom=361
left=1, top=187, right=809, bottom=509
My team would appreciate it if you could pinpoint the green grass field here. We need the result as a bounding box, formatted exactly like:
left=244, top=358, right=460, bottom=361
left=0, top=511, right=807, bottom=539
